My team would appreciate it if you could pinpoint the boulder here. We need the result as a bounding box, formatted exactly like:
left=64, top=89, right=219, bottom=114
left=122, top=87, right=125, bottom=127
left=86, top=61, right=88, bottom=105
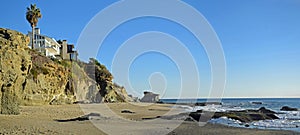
left=56, top=113, right=101, bottom=122
left=251, top=101, right=263, bottom=105
left=258, top=107, right=276, bottom=114
left=280, top=106, right=298, bottom=111
left=121, top=110, right=135, bottom=114
left=195, top=102, right=222, bottom=106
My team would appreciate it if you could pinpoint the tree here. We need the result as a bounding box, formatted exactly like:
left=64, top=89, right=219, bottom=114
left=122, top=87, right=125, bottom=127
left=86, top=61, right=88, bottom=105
left=26, top=4, right=42, bottom=49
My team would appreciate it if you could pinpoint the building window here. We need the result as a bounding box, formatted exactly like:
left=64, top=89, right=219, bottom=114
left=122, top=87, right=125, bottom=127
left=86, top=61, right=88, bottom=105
left=67, top=45, right=73, bottom=52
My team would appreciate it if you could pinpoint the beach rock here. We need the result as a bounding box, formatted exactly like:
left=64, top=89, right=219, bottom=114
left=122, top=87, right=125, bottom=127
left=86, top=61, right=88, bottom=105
left=140, top=91, right=159, bottom=103
left=251, top=101, right=263, bottom=105
left=188, top=107, right=279, bottom=123
left=56, top=113, right=101, bottom=122
left=258, top=107, right=276, bottom=114
left=280, top=106, right=298, bottom=111
left=121, top=110, right=135, bottom=114
left=73, top=100, right=91, bottom=104
left=195, top=102, right=222, bottom=106
left=184, top=117, right=198, bottom=122
left=189, top=111, right=215, bottom=122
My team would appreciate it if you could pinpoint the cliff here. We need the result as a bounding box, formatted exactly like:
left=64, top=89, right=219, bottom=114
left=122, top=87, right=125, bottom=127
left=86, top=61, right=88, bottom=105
left=0, top=28, right=132, bottom=114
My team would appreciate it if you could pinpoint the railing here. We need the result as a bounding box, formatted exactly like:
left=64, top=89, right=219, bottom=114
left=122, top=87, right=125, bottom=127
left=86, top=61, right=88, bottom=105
left=45, top=45, right=59, bottom=53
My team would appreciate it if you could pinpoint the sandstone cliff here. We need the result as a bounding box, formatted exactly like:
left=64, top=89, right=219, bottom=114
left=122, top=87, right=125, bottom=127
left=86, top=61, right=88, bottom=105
left=0, top=28, right=31, bottom=114
left=0, top=28, right=132, bottom=114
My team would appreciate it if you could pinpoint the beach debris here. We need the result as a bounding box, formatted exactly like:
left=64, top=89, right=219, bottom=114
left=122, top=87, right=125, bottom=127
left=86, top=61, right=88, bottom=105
left=121, top=110, right=135, bottom=114
left=280, top=106, right=298, bottom=111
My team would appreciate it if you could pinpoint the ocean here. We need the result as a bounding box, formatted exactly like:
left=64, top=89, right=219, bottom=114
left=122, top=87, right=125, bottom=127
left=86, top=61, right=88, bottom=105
left=160, top=98, right=300, bottom=132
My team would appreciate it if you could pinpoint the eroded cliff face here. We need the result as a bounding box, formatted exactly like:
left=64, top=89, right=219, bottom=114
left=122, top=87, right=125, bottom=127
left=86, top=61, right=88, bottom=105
left=79, top=60, right=133, bottom=103
left=23, top=50, right=74, bottom=105
left=0, top=28, right=31, bottom=114
left=0, top=28, right=132, bottom=114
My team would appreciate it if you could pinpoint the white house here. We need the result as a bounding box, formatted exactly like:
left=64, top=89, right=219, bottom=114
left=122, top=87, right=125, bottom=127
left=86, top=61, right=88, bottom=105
left=27, top=28, right=61, bottom=58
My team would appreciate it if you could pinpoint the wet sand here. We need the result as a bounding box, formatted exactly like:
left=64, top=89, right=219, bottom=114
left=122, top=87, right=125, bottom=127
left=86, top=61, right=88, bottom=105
left=0, top=103, right=297, bottom=135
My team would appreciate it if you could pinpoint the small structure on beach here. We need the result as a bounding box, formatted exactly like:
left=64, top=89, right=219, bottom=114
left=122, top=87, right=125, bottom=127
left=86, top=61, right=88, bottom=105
left=140, top=91, right=159, bottom=103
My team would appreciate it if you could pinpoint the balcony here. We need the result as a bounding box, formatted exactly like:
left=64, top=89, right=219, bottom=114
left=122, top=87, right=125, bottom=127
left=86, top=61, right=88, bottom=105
left=45, top=45, right=59, bottom=55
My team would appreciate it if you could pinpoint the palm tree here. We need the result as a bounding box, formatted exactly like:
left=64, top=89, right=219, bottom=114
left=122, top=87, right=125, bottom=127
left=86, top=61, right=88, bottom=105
left=26, top=4, right=42, bottom=49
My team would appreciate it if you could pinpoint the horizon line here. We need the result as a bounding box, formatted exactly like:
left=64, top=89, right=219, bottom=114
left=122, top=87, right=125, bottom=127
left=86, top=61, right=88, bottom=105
left=160, top=96, right=300, bottom=99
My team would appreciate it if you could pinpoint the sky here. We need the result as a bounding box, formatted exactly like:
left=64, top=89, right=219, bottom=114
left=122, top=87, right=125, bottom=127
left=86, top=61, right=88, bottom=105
left=1, top=0, right=300, bottom=98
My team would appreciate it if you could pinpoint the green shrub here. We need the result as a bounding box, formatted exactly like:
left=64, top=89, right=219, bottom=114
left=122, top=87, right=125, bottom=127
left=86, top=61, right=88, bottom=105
left=60, top=60, right=70, bottom=68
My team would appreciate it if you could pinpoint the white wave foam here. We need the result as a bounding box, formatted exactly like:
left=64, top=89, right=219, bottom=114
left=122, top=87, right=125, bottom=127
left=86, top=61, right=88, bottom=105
left=277, top=111, right=300, bottom=120
left=209, top=117, right=243, bottom=126
left=175, top=104, right=300, bottom=132
left=185, top=105, right=246, bottom=112
left=251, top=119, right=299, bottom=128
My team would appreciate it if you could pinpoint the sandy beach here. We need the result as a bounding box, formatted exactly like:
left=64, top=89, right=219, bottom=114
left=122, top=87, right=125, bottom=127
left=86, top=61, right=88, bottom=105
left=0, top=103, right=298, bottom=135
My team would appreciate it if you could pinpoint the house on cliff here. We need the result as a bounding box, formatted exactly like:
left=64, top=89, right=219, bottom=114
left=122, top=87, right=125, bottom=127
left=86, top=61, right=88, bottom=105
left=27, top=28, right=61, bottom=58
left=27, top=28, right=78, bottom=60
left=57, top=40, right=78, bottom=61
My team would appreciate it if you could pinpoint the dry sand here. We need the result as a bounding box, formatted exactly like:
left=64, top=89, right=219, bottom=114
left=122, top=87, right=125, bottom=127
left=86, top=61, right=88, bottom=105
left=0, top=103, right=298, bottom=135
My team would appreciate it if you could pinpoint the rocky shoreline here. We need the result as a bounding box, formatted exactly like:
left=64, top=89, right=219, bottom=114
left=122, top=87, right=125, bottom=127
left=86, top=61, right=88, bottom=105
left=188, top=107, right=279, bottom=123
left=1, top=103, right=297, bottom=135
left=156, top=100, right=300, bottom=130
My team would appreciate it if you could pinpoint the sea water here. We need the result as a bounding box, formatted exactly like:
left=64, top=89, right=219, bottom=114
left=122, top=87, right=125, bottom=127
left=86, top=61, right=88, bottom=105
left=160, top=98, right=300, bottom=132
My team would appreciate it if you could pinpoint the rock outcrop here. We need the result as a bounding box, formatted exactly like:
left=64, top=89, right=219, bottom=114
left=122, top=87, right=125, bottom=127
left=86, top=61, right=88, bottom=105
left=280, top=106, right=298, bottom=111
left=188, top=107, right=279, bottom=123
left=79, top=59, right=133, bottom=103
left=0, top=28, right=132, bottom=114
left=140, top=91, right=159, bottom=103
left=0, top=28, right=31, bottom=114
left=23, top=50, right=74, bottom=105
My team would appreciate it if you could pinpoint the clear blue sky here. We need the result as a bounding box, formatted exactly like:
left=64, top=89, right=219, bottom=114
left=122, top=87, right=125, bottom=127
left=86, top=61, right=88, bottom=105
left=1, top=0, right=300, bottom=98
